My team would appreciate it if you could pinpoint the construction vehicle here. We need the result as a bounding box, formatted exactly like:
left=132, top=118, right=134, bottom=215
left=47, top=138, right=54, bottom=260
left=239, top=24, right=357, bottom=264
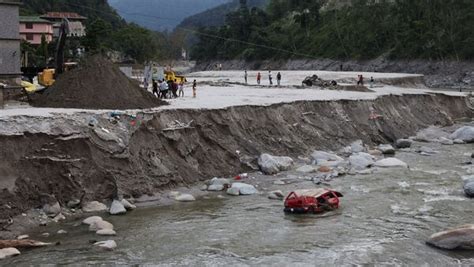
left=38, top=18, right=70, bottom=87
left=164, top=70, right=186, bottom=83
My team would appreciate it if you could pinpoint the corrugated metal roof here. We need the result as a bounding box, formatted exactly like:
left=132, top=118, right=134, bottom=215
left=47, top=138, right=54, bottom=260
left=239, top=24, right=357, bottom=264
left=40, top=12, right=87, bottom=20
left=19, top=16, right=53, bottom=24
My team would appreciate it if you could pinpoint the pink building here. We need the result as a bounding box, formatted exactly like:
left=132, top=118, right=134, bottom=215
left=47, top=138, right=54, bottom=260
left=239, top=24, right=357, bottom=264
left=19, top=16, right=53, bottom=45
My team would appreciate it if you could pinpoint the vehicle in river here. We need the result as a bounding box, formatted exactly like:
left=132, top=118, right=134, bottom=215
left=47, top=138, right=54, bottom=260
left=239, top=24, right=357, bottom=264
left=284, top=188, right=343, bottom=214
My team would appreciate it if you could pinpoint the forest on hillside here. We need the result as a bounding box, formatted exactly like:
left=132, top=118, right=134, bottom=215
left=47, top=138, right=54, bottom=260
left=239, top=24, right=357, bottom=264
left=192, top=0, right=474, bottom=61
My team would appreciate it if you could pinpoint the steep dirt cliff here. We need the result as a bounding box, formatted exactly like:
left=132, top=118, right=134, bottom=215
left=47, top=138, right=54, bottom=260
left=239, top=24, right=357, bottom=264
left=0, top=94, right=472, bottom=221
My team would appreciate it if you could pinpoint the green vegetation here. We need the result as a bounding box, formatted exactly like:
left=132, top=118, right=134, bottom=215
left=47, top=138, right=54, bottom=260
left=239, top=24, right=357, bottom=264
left=192, top=0, right=474, bottom=61
left=20, top=0, right=172, bottom=64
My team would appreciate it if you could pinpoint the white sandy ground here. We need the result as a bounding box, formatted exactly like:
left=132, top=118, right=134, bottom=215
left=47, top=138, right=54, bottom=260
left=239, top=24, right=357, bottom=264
left=0, top=70, right=468, bottom=119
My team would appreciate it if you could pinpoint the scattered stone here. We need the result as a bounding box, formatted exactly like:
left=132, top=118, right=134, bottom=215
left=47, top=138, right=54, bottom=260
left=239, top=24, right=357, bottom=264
left=120, top=199, right=136, bottom=210
left=427, top=225, right=474, bottom=250
left=57, top=230, right=68, bottom=234
left=395, top=139, right=413, bottom=148
left=229, top=183, right=258, bottom=195
left=368, top=149, right=383, bottom=156
left=207, top=184, right=225, bottom=191
left=96, top=229, right=117, bottom=236
left=82, top=201, right=107, bottom=213
left=216, top=195, right=225, bottom=199
left=296, top=165, right=316, bottom=173
left=109, top=200, right=127, bottom=215
left=168, top=191, right=181, bottom=199
left=89, top=220, right=114, bottom=232
left=449, top=126, right=474, bottom=143
left=454, top=139, right=465, bottom=144
left=373, top=158, right=408, bottom=168
left=82, top=216, right=103, bottom=225
left=258, top=154, right=294, bottom=175
left=226, top=187, right=241, bottom=196
left=66, top=199, right=81, bottom=209
left=268, top=190, right=285, bottom=200
left=200, top=185, right=208, bottom=191
left=43, top=201, right=61, bottom=217
left=349, top=152, right=374, bottom=170
left=311, top=151, right=344, bottom=164
left=350, top=140, right=366, bottom=153
left=463, top=177, right=474, bottom=197
left=41, top=233, right=50, bottom=237
left=209, top=177, right=231, bottom=186
left=273, top=180, right=285, bottom=185
left=53, top=213, right=66, bottom=222
left=94, top=240, right=117, bottom=251
left=17, top=235, right=29, bottom=240
left=378, top=144, right=395, bottom=154
left=175, top=194, right=196, bottom=202
left=438, top=137, right=454, bottom=145
left=318, top=166, right=332, bottom=173
left=416, top=146, right=437, bottom=155
left=39, top=221, right=47, bottom=227
left=0, top=248, right=20, bottom=259
left=415, top=126, right=449, bottom=142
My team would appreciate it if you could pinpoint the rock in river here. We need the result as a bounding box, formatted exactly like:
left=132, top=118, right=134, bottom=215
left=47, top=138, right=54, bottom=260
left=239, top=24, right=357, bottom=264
left=463, top=176, right=474, bottom=197
left=82, top=201, right=107, bottom=213
left=229, top=183, right=258, bottom=195
left=96, top=229, right=117, bottom=236
left=109, top=200, right=127, bottom=215
left=449, top=126, right=474, bottom=143
left=175, top=194, right=196, bottom=202
left=43, top=201, right=61, bottom=217
left=349, top=153, right=374, bottom=170
left=94, top=240, right=117, bottom=251
left=258, top=154, right=294, bottom=175
left=311, top=151, right=344, bottom=164
left=207, top=184, right=225, bottom=191
left=378, top=144, right=395, bottom=154
left=121, top=199, right=136, bottom=210
left=89, top=220, right=114, bottom=232
left=226, top=187, right=240, bottom=196
left=395, top=139, right=413, bottom=149
left=83, top=216, right=103, bottom=225
left=373, top=158, right=408, bottom=168
left=0, top=248, right=20, bottom=259
left=427, top=225, right=474, bottom=250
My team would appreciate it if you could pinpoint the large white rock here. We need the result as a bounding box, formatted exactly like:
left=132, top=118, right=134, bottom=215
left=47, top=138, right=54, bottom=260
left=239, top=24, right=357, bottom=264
left=449, top=126, right=474, bottom=143
left=0, top=248, right=20, bottom=259
left=43, top=201, right=61, bottom=217
left=311, top=151, right=344, bottom=164
left=427, top=225, right=474, bottom=250
left=351, top=140, right=366, bottom=153
left=121, top=199, right=136, bottom=210
left=268, top=190, right=285, bottom=200
left=82, top=201, right=107, bottom=213
left=378, top=144, right=395, bottom=154
left=349, top=152, right=374, bottom=170
left=209, top=177, right=231, bottom=186
left=96, top=229, right=117, bottom=236
left=395, top=139, right=413, bottom=148
left=258, top=154, right=294, bottom=175
left=82, top=216, right=103, bottom=225
left=373, top=158, right=408, bottom=168
left=226, top=187, right=240, bottom=196
left=94, top=240, right=117, bottom=251
left=89, top=220, right=114, bottom=231
left=415, top=126, right=449, bottom=142
left=207, top=184, right=225, bottom=191
left=230, top=183, right=258, bottom=195
left=296, top=165, right=316, bottom=173
left=109, top=200, right=127, bottom=215
left=175, top=194, right=196, bottom=202
left=438, top=137, right=454, bottom=145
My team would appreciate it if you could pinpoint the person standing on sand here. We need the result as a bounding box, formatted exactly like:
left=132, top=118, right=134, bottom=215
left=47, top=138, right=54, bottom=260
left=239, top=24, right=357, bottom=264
left=152, top=79, right=159, bottom=97
left=160, top=79, right=169, bottom=99
left=178, top=80, right=184, bottom=97
left=244, top=70, right=248, bottom=84
left=172, top=79, right=178, bottom=98
left=357, top=75, right=364, bottom=86
left=370, top=76, right=374, bottom=88
left=257, top=72, right=261, bottom=85
left=269, top=71, right=273, bottom=85
left=276, top=72, right=282, bottom=86
left=192, top=80, right=197, bottom=98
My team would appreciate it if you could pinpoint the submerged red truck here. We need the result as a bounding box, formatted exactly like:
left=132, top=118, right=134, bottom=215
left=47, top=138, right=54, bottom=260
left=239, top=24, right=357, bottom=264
left=284, top=189, right=343, bottom=214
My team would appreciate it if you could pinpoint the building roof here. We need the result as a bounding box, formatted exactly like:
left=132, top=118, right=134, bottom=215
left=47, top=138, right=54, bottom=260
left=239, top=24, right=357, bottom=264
left=40, top=12, right=87, bottom=20
left=19, top=16, right=53, bottom=24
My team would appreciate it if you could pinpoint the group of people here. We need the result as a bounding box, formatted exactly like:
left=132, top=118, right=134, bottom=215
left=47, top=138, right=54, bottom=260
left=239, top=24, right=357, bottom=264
left=357, top=75, right=375, bottom=88
left=152, top=79, right=198, bottom=99
left=245, top=70, right=282, bottom=86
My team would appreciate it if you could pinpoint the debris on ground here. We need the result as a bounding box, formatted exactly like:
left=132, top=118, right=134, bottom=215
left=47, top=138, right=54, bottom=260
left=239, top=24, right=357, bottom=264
left=284, top=189, right=343, bottom=214
left=31, top=56, right=166, bottom=109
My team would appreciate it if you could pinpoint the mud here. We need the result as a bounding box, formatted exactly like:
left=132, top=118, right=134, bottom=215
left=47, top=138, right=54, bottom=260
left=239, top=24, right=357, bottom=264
left=31, top=56, right=166, bottom=110
left=0, top=93, right=472, bottom=233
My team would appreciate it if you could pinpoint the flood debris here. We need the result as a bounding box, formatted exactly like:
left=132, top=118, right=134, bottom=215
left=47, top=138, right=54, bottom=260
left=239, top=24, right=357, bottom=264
left=283, top=189, right=343, bottom=214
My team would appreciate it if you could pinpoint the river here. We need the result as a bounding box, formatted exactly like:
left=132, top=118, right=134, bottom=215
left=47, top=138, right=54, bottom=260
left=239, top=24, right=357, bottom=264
left=4, top=141, right=474, bottom=266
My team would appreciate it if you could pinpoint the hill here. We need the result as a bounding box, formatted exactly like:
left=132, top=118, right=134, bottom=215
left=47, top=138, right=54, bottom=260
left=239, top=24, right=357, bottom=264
left=108, top=0, right=231, bottom=31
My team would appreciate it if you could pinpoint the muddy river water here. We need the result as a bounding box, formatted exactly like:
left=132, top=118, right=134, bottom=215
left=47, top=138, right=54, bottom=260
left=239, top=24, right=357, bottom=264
left=4, top=141, right=474, bottom=266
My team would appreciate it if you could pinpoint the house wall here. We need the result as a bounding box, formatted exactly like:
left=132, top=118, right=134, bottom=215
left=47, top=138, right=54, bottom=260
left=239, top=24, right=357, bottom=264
left=0, top=3, right=21, bottom=77
left=0, top=4, right=19, bottom=40
left=20, top=23, right=54, bottom=45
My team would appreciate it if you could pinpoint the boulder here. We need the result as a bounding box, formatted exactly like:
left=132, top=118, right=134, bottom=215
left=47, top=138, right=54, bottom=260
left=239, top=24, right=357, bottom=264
left=350, top=140, right=366, bottom=153
left=96, top=229, right=117, bottom=236
left=0, top=248, right=20, bottom=259
left=454, top=139, right=465, bottom=144
left=94, top=240, right=117, bottom=251
left=89, top=220, right=114, bottom=232
left=427, top=225, right=474, bottom=250
left=464, top=182, right=474, bottom=197
left=373, top=158, right=408, bottom=168
left=109, top=200, right=127, bottom=215
left=368, top=149, right=383, bottom=156
left=226, top=187, right=240, bottom=196
left=82, top=216, right=103, bottom=225
left=175, top=194, right=196, bottom=202
left=43, top=201, right=61, bottom=217
left=416, top=146, right=437, bottom=155
left=378, top=144, right=395, bottom=154
left=296, top=165, right=316, bottom=173
left=120, top=199, right=136, bottom=210
left=207, top=184, right=225, bottom=191
left=438, top=137, right=454, bottom=145
left=273, top=180, right=285, bottom=185
left=415, top=126, right=449, bottom=142
left=258, top=154, right=294, bottom=175
left=318, top=166, right=332, bottom=173
left=230, top=183, right=258, bottom=195
left=17, top=235, right=29, bottom=240
left=268, top=190, right=285, bottom=200
left=66, top=199, right=81, bottom=209
left=82, top=201, right=107, bottom=213
left=349, top=153, right=374, bottom=170
left=53, top=213, right=66, bottom=222
left=449, top=126, right=474, bottom=143
left=311, top=151, right=344, bottom=164
left=209, top=177, right=231, bottom=186
left=395, top=139, right=413, bottom=149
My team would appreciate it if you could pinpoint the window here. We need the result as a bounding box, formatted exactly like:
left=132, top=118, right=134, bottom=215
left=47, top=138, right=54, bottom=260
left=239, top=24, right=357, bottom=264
left=26, top=34, right=34, bottom=40
left=25, top=23, right=33, bottom=29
